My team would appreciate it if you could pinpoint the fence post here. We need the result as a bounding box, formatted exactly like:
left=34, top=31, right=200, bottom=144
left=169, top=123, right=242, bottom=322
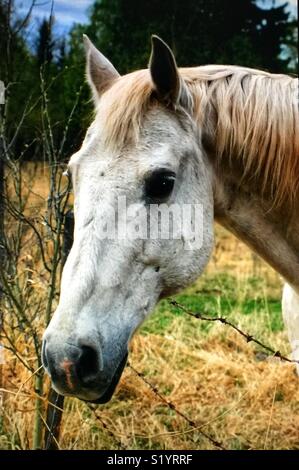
left=44, top=210, right=74, bottom=450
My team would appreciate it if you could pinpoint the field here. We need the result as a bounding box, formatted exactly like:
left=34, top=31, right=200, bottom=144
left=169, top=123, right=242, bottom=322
left=0, top=163, right=298, bottom=450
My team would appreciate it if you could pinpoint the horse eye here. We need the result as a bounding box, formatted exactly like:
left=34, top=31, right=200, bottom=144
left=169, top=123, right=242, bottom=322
left=144, top=170, right=176, bottom=202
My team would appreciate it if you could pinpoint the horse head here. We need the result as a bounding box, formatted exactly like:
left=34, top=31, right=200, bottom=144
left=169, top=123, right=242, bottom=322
left=42, top=36, right=214, bottom=403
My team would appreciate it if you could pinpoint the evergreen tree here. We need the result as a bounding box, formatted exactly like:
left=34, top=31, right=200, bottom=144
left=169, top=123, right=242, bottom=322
left=36, top=18, right=55, bottom=67
left=70, top=0, right=293, bottom=73
left=0, top=0, right=30, bottom=82
left=57, top=38, right=66, bottom=70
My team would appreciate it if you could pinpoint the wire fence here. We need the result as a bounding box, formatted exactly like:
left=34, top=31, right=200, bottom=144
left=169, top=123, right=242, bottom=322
left=42, top=211, right=298, bottom=449
left=44, top=293, right=299, bottom=450
left=127, top=362, right=225, bottom=450
left=3, top=194, right=295, bottom=450
left=169, top=300, right=299, bottom=366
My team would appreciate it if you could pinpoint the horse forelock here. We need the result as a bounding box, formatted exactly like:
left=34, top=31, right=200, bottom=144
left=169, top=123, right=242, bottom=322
left=95, top=69, right=155, bottom=151
left=95, top=65, right=299, bottom=207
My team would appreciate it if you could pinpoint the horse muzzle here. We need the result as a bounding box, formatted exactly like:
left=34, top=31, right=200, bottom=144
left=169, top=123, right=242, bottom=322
left=42, top=336, right=128, bottom=403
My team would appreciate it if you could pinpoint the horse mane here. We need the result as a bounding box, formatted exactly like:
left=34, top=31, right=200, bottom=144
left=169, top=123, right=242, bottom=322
left=96, top=65, right=299, bottom=207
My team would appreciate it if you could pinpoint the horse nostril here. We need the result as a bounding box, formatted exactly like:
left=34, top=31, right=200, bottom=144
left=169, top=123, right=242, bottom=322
left=42, top=339, right=103, bottom=391
left=76, top=345, right=99, bottom=386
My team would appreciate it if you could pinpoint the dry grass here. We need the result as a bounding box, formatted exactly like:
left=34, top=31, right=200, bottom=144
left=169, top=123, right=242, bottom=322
left=0, top=163, right=298, bottom=450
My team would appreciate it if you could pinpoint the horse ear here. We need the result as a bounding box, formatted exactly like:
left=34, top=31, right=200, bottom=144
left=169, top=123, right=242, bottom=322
left=83, top=34, right=120, bottom=103
left=149, top=35, right=192, bottom=110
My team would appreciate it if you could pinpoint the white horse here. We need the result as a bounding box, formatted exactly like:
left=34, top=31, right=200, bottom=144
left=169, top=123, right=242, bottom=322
left=42, top=35, right=299, bottom=403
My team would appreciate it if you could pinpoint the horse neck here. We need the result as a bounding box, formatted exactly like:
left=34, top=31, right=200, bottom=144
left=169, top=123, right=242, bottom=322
left=212, top=164, right=299, bottom=289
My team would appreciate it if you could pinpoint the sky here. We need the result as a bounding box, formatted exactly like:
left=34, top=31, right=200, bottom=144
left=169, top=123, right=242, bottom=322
left=17, top=0, right=93, bottom=35
left=17, top=0, right=297, bottom=37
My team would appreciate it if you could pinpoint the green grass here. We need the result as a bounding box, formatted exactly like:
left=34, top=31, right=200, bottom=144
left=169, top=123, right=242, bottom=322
left=141, top=272, right=283, bottom=337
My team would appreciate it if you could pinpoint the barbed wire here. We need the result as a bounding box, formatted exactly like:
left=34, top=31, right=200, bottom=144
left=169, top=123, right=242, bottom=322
left=43, top=296, right=298, bottom=449
left=169, top=299, right=299, bottom=365
left=128, top=362, right=225, bottom=450
left=86, top=403, right=127, bottom=451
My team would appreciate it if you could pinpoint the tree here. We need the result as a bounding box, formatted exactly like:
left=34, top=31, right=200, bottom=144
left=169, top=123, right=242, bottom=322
left=36, top=18, right=55, bottom=67
left=283, top=17, right=298, bottom=74
left=0, top=0, right=31, bottom=82
left=70, top=0, right=294, bottom=73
